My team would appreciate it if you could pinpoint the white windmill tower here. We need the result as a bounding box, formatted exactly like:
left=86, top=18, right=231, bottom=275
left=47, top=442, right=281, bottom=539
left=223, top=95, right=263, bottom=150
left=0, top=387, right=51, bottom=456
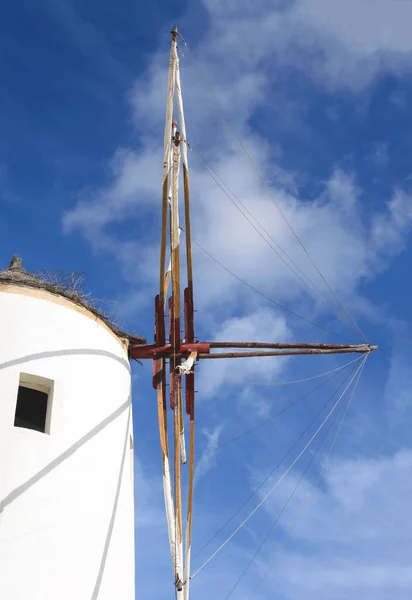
left=0, top=256, right=141, bottom=600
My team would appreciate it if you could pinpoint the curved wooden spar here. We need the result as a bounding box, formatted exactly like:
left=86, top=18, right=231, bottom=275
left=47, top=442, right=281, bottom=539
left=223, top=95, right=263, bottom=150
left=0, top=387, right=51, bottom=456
left=176, top=47, right=196, bottom=600
left=160, top=27, right=177, bottom=307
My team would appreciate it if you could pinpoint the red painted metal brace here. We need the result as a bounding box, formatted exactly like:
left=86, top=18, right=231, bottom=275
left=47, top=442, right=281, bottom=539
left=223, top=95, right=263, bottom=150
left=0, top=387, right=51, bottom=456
left=184, top=286, right=195, bottom=420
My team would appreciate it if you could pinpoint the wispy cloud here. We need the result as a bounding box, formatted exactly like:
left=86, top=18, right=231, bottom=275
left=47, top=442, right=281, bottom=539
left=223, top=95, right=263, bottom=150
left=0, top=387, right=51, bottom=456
left=249, top=449, right=412, bottom=599
left=194, top=426, right=223, bottom=485
left=371, top=190, right=412, bottom=257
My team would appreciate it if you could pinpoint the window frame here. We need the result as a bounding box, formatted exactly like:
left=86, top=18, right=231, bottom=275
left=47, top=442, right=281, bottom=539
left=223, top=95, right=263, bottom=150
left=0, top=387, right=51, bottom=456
left=15, top=373, right=54, bottom=434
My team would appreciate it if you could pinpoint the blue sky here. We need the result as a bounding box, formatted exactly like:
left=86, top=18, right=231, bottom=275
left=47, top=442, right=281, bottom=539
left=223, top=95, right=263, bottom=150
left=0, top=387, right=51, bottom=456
left=3, top=0, right=412, bottom=598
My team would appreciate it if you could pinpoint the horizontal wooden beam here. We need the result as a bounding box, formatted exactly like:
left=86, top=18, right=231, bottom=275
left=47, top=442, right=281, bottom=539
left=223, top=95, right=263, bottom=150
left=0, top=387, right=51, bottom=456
left=198, top=346, right=376, bottom=359
left=130, top=342, right=210, bottom=360
left=129, top=342, right=377, bottom=360
left=208, top=342, right=377, bottom=350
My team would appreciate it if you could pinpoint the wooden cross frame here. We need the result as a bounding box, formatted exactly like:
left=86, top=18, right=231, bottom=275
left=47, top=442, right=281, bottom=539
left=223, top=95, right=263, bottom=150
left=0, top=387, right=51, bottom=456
left=128, top=27, right=377, bottom=600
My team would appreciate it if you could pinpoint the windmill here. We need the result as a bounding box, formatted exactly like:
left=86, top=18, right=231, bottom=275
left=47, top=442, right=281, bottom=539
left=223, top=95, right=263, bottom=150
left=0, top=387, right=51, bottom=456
left=128, top=28, right=377, bottom=599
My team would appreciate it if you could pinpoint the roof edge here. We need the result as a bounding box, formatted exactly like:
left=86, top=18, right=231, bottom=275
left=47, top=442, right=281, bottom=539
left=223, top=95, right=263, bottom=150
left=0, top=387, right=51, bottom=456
left=0, top=256, right=145, bottom=345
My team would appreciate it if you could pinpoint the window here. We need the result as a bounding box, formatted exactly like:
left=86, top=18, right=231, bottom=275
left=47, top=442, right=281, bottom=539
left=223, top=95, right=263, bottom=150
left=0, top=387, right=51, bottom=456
left=14, top=373, right=53, bottom=434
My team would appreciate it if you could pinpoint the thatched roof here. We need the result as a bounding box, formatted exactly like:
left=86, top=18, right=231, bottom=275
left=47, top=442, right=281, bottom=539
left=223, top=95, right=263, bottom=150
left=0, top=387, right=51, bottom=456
left=0, top=256, right=145, bottom=345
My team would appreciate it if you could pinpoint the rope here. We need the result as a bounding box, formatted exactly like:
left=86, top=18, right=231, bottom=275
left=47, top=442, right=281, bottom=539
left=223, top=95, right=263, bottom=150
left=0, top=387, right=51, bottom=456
left=177, top=33, right=368, bottom=344
left=190, top=359, right=364, bottom=578
left=186, top=141, right=355, bottom=335
left=199, top=355, right=364, bottom=457
left=195, top=354, right=363, bottom=387
left=247, top=355, right=368, bottom=599
left=223, top=374, right=349, bottom=600
left=192, top=361, right=360, bottom=560
left=180, top=227, right=350, bottom=341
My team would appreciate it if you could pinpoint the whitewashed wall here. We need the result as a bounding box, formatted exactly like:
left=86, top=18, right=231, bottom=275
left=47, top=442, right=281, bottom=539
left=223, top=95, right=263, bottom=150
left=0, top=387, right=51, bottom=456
left=0, top=285, right=135, bottom=600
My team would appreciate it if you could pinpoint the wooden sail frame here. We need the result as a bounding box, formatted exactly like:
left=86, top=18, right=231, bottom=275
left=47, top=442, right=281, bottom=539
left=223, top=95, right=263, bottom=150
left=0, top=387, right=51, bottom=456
left=129, top=26, right=377, bottom=599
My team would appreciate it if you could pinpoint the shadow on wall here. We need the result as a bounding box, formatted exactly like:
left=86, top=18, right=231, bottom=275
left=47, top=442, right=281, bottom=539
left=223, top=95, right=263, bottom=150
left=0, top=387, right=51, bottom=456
left=91, top=404, right=131, bottom=599
left=0, top=348, right=131, bottom=373
left=0, top=398, right=131, bottom=513
left=1, top=392, right=133, bottom=598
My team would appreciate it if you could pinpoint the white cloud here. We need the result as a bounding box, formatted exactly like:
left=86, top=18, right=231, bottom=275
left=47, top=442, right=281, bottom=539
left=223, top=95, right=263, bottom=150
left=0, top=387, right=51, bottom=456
left=64, top=138, right=412, bottom=338
left=197, top=308, right=291, bottom=398
left=383, top=344, right=412, bottom=422
left=295, top=0, right=412, bottom=55
left=62, top=0, right=412, bottom=343
left=63, top=146, right=161, bottom=236
left=371, top=190, right=412, bottom=257
left=251, top=449, right=412, bottom=599
left=201, top=0, right=412, bottom=91
left=194, top=426, right=223, bottom=485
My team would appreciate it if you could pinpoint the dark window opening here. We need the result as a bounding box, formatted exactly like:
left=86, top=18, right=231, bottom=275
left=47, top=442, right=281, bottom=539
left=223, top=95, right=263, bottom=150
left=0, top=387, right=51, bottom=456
left=14, top=386, right=48, bottom=433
